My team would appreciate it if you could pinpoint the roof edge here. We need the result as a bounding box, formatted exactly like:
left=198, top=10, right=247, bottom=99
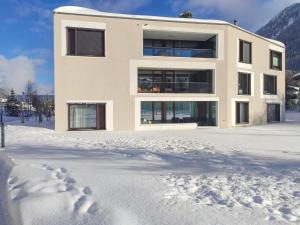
left=54, top=6, right=285, bottom=48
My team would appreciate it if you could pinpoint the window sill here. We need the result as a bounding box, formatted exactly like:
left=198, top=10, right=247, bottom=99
left=137, top=92, right=216, bottom=95
left=235, top=123, right=250, bottom=127
left=138, top=123, right=199, bottom=130
left=142, top=55, right=218, bottom=60
left=64, top=54, right=106, bottom=58
left=270, top=67, right=282, bottom=71
left=238, top=94, right=251, bottom=96
left=238, top=61, right=252, bottom=65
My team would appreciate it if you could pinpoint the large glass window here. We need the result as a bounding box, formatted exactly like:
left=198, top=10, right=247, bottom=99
left=270, top=50, right=282, bottom=70
left=238, top=72, right=251, bottom=95
left=138, top=70, right=213, bottom=94
left=236, top=102, right=249, bottom=124
left=239, top=40, right=252, bottom=64
left=264, top=75, right=277, bottom=95
left=69, top=104, right=106, bottom=130
left=67, top=28, right=105, bottom=56
left=140, top=101, right=217, bottom=126
left=69, top=104, right=97, bottom=129
left=143, top=37, right=216, bottom=58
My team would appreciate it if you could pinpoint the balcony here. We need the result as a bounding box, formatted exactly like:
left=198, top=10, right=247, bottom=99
left=138, top=69, right=214, bottom=94
left=138, top=81, right=212, bottom=93
left=143, top=30, right=217, bottom=58
left=143, top=47, right=215, bottom=58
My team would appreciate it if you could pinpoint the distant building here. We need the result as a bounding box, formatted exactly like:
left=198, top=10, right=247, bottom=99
left=0, top=98, right=7, bottom=111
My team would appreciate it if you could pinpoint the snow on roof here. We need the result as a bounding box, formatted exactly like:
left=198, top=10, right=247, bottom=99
left=54, top=6, right=285, bottom=48
left=54, top=6, right=228, bottom=25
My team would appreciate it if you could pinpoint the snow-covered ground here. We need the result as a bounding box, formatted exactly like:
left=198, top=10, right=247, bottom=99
left=1, top=112, right=300, bottom=225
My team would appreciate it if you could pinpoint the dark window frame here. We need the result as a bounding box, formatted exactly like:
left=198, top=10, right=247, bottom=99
left=239, top=39, right=252, bottom=64
left=140, top=101, right=218, bottom=126
left=270, top=50, right=282, bottom=71
left=67, top=27, right=105, bottom=57
left=263, top=74, right=277, bottom=95
left=267, top=103, right=280, bottom=123
left=68, top=103, right=106, bottom=131
left=238, top=72, right=251, bottom=95
left=137, top=69, right=214, bottom=94
left=143, top=37, right=217, bottom=58
left=236, top=102, right=249, bottom=124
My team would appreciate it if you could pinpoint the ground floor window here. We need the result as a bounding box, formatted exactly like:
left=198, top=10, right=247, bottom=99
left=141, top=101, right=217, bottom=126
left=267, top=104, right=280, bottom=123
left=68, top=103, right=106, bottom=130
left=236, top=102, right=249, bottom=124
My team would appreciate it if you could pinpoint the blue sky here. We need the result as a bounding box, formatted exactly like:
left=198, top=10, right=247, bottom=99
left=0, top=0, right=298, bottom=94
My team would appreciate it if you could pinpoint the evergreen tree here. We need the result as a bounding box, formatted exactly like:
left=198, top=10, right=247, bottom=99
left=5, top=89, right=19, bottom=116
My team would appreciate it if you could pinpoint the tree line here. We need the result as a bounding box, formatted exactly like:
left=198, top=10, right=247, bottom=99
left=3, top=81, right=54, bottom=122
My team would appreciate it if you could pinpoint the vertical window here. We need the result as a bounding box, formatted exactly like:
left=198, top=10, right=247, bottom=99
left=67, top=28, right=105, bottom=56
left=236, top=102, right=249, bottom=124
left=270, top=50, right=282, bottom=70
left=153, top=102, right=162, bottom=122
left=264, top=75, right=277, bottom=95
left=238, top=72, right=251, bottom=95
left=267, top=104, right=280, bottom=123
left=239, top=40, right=252, bottom=64
left=141, top=102, right=153, bottom=124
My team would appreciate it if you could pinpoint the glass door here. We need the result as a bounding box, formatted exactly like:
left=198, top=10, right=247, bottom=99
left=267, top=104, right=280, bottom=123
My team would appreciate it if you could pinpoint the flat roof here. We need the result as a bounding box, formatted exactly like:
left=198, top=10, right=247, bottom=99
left=54, top=6, right=285, bottom=48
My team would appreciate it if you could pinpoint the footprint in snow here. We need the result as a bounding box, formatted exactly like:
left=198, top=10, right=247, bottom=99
left=56, top=172, right=63, bottom=180
left=64, top=177, right=76, bottom=184
left=60, top=167, right=67, bottom=173
left=87, top=203, right=98, bottom=214
left=8, top=176, right=18, bottom=185
left=74, top=196, right=87, bottom=211
left=42, top=164, right=54, bottom=171
left=83, top=186, right=92, bottom=195
left=74, top=195, right=98, bottom=214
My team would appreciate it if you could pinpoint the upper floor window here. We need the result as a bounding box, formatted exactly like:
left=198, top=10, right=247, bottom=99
left=264, top=74, right=277, bottom=95
left=143, top=37, right=216, bottom=58
left=239, top=40, right=252, bottom=64
left=238, top=72, right=251, bottom=95
left=67, top=28, right=105, bottom=57
left=270, top=50, right=282, bottom=70
left=138, top=69, right=214, bottom=94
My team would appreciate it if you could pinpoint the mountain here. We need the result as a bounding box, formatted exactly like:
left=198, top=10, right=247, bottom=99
left=257, top=3, right=300, bottom=72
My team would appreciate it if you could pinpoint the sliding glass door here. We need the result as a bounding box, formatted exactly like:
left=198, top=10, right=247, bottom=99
left=140, top=101, right=217, bottom=126
left=236, top=102, right=249, bottom=124
left=267, top=104, right=280, bottom=123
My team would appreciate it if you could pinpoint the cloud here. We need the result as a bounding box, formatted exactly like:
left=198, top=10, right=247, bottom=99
left=12, top=0, right=53, bottom=31
left=69, top=0, right=150, bottom=13
left=170, top=0, right=300, bottom=30
left=0, top=55, right=36, bottom=94
left=12, top=48, right=51, bottom=65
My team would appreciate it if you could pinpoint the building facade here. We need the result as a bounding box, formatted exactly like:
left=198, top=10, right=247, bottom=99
left=54, top=6, right=285, bottom=131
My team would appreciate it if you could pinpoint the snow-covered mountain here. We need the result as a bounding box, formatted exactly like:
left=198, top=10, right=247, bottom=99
left=257, top=3, right=300, bottom=72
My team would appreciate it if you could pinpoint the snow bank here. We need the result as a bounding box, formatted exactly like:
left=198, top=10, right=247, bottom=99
left=3, top=112, right=300, bottom=225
